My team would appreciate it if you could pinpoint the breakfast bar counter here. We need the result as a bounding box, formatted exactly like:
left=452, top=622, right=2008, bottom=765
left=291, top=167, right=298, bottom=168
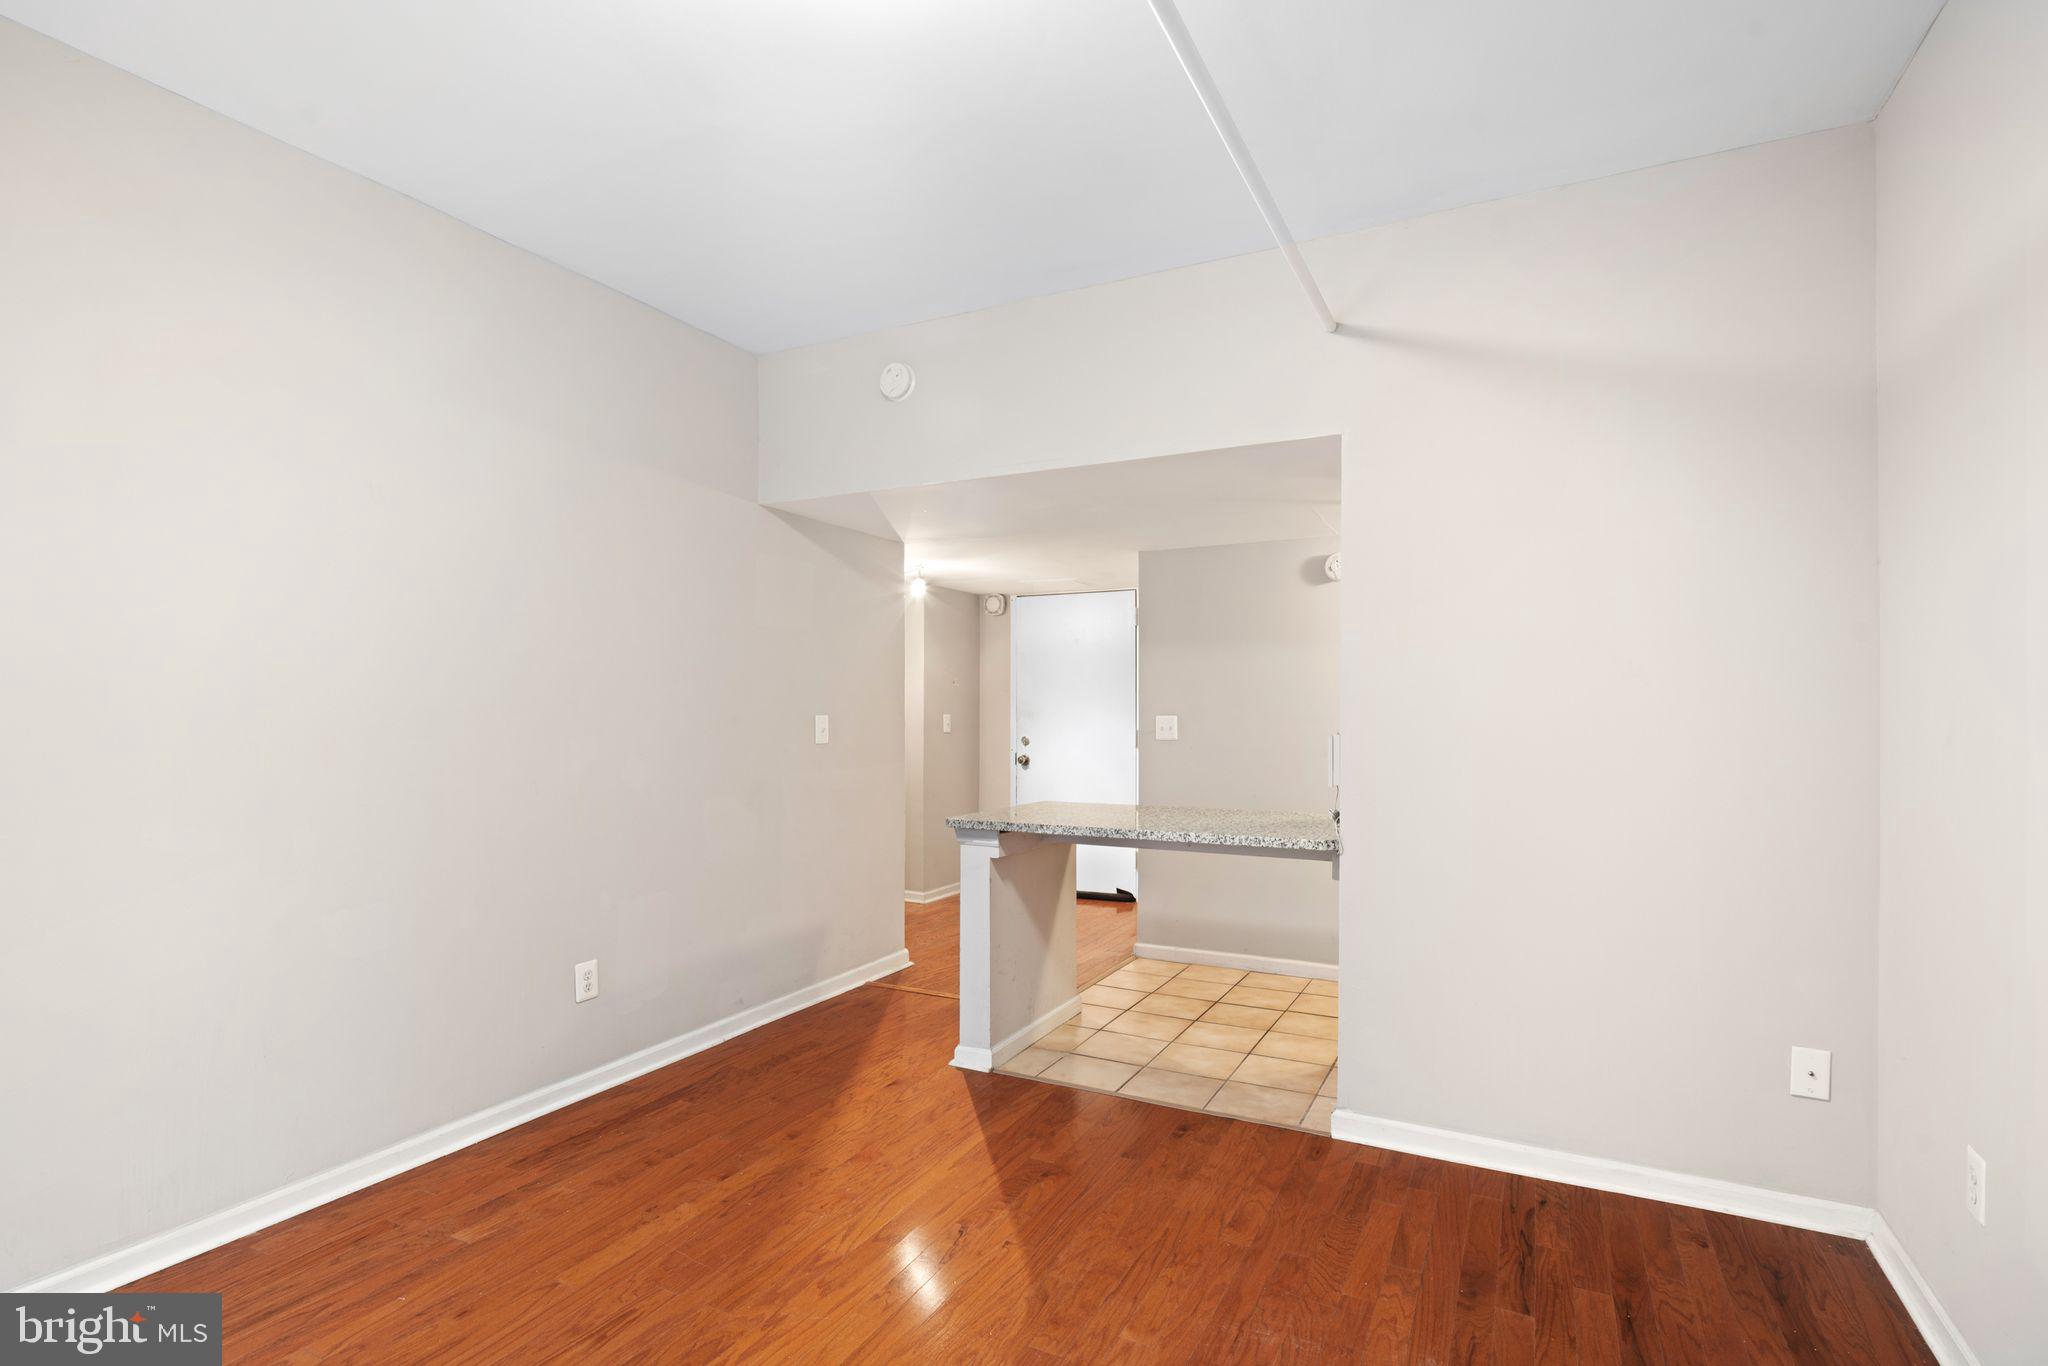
left=944, top=802, right=1340, bottom=1071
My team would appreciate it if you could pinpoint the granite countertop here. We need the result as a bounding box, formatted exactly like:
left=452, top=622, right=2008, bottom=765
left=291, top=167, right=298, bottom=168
left=946, top=801, right=1340, bottom=854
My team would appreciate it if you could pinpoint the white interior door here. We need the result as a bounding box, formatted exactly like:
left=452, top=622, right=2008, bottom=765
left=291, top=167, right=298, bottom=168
left=1012, top=590, right=1139, bottom=898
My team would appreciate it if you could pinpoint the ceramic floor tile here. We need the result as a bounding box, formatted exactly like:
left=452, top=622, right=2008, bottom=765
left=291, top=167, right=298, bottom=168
left=1134, top=992, right=1209, bottom=1020
left=1205, top=1081, right=1313, bottom=1127
left=1041, top=1054, right=1140, bottom=1092
left=1229, top=1055, right=1328, bottom=1094
left=1075, top=1004, right=1122, bottom=1030
left=1174, top=964, right=1247, bottom=984
left=1268, top=1013, right=1338, bottom=1040
left=1100, top=1010, right=1189, bottom=1042
left=1080, top=984, right=1149, bottom=1009
left=1098, top=969, right=1166, bottom=992
left=1300, top=1096, right=1336, bottom=1133
left=1198, top=1003, right=1282, bottom=1030
left=1149, top=978, right=1232, bottom=1002
left=1320, top=1068, right=1338, bottom=1097
left=1289, top=993, right=1339, bottom=1017
left=1151, top=1042, right=1248, bottom=1080
left=1176, top=1021, right=1265, bottom=1053
left=1252, top=1032, right=1339, bottom=1066
left=1120, top=959, right=1181, bottom=979
left=1033, top=1023, right=1096, bottom=1053
left=1117, top=1067, right=1225, bottom=1109
left=1300, top=978, right=1338, bottom=997
left=1219, top=986, right=1300, bottom=1011
left=1239, top=972, right=1310, bottom=992
left=1002, top=1048, right=1063, bottom=1077
left=1075, top=1031, right=1169, bottom=1065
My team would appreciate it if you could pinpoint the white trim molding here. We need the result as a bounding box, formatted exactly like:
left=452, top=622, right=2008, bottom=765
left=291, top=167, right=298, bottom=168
left=1327, top=1110, right=1874, bottom=1238
left=904, top=882, right=960, bottom=905
left=14, top=948, right=910, bottom=1294
left=1867, top=1215, right=1981, bottom=1366
left=1134, top=942, right=1336, bottom=982
left=952, top=992, right=1082, bottom=1074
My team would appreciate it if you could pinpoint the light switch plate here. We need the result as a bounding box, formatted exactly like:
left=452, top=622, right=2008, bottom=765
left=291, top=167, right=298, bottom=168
left=1789, top=1046, right=1831, bottom=1100
left=943, top=713, right=952, bottom=734
left=813, top=714, right=830, bottom=744
left=1966, top=1145, right=1987, bottom=1225
left=1155, top=715, right=1179, bottom=741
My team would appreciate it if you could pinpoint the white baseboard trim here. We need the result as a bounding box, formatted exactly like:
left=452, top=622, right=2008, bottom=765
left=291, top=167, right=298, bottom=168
left=904, top=882, right=960, bottom=905
left=14, top=947, right=911, bottom=1294
left=1868, top=1214, right=1980, bottom=1366
left=1134, top=942, right=1337, bottom=982
left=950, top=992, right=1083, bottom=1074
left=1328, top=1109, right=1875, bottom=1239
left=994, top=994, right=1082, bottom=1067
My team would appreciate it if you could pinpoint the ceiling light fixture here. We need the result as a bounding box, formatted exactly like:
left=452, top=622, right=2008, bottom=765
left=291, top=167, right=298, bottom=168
left=908, top=565, right=928, bottom=598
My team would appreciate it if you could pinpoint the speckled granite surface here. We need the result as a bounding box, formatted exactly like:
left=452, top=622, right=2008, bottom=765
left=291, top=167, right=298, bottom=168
left=946, top=802, right=1340, bottom=854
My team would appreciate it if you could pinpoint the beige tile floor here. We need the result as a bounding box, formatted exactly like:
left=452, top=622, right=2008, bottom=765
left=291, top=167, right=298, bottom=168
left=999, top=957, right=1338, bottom=1134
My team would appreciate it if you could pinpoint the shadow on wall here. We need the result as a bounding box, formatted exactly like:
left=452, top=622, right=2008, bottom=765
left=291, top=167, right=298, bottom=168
left=1296, top=554, right=1335, bottom=587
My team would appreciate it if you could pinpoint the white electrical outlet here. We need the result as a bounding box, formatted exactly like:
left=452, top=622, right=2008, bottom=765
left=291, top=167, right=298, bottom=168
left=1966, top=1145, right=1987, bottom=1225
left=943, top=713, right=953, bottom=734
left=575, top=959, right=599, bottom=1003
left=1155, top=715, right=1179, bottom=741
left=813, top=714, right=830, bottom=744
left=1789, top=1046, right=1831, bottom=1100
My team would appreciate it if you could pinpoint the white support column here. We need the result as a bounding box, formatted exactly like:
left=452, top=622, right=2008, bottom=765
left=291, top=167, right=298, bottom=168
left=952, top=830, right=1079, bottom=1072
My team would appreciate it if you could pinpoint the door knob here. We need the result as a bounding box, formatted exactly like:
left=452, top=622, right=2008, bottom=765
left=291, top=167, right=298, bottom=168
left=1015, top=753, right=1031, bottom=769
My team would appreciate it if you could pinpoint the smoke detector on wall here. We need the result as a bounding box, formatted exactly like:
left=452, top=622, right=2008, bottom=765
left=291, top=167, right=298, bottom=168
left=878, top=362, right=915, bottom=402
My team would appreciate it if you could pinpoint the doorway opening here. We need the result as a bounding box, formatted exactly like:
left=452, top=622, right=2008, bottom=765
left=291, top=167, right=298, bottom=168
left=778, top=434, right=1340, bottom=1133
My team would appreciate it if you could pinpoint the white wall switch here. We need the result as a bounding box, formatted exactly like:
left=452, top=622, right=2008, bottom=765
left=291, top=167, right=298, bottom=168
left=574, top=959, right=599, bottom=1003
left=813, top=714, right=830, bottom=744
left=1966, top=1145, right=1987, bottom=1225
left=942, top=713, right=952, bottom=734
left=1789, top=1046, right=1831, bottom=1100
left=1154, top=715, right=1179, bottom=741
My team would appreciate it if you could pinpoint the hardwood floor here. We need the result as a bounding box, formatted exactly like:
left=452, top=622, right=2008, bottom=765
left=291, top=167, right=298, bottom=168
left=875, top=893, right=1138, bottom=999
left=125, top=980, right=1933, bottom=1362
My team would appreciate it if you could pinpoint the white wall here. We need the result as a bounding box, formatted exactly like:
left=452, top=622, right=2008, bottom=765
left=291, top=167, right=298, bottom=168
left=762, top=125, right=1880, bottom=1206
left=1875, top=0, right=2048, bottom=1358
left=903, top=586, right=979, bottom=897
left=978, top=609, right=1012, bottom=812
left=0, top=20, right=904, bottom=1289
left=904, top=594, right=926, bottom=891
left=1136, top=539, right=1339, bottom=967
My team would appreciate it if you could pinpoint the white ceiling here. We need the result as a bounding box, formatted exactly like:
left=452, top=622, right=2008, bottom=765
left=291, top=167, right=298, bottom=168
left=4, top=1, right=1942, bottom=353
left=774, top=437, right=1339, bottom=596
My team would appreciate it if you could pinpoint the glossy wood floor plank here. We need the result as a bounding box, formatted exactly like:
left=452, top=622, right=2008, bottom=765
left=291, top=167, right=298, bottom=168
left=125, top=983, right=1934, bottom=1363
